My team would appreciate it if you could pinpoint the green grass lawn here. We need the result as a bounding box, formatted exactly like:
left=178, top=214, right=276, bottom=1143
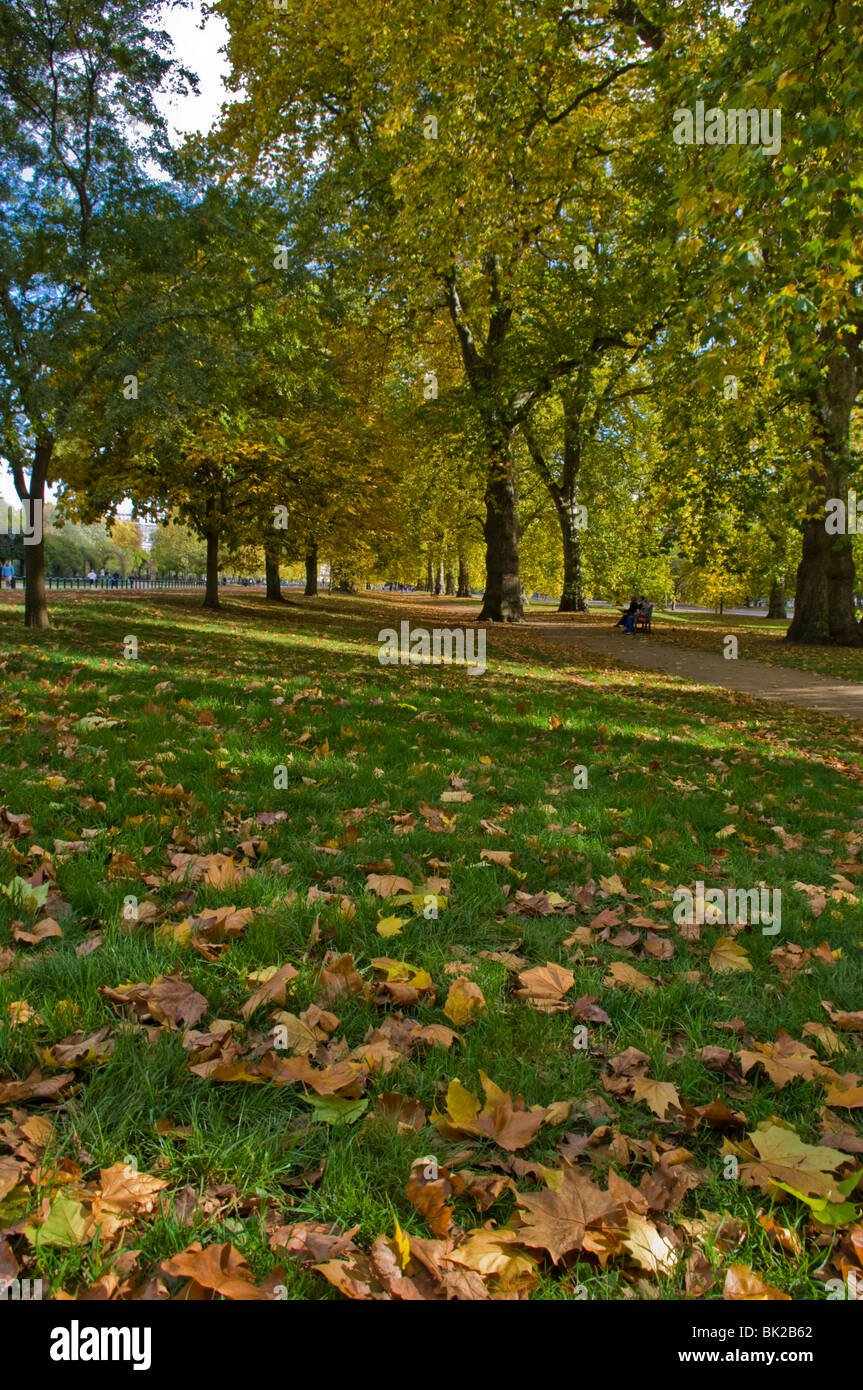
left=1, top=592, right=862, bottom=1301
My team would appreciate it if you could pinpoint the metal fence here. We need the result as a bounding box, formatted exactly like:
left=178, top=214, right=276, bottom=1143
left=10, top=576, right=209, bottom=591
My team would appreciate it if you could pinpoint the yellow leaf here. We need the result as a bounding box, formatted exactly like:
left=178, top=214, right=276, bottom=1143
left=376, top=915, right=405, bottom=937
left=393, top=1217, right=411, bottom=1271
left=443, top=977, right=486, bottom=1027
left=710, top=937, right=752, bottom=973
left=631, top=1076, right=682, bottom=1119
left=444, top=1078, right=480, bottom=1126
left=605, top=961, right=655, bottom=993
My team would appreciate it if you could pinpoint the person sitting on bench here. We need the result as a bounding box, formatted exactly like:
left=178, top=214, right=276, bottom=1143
left=615, top=596, right=639, bottom=632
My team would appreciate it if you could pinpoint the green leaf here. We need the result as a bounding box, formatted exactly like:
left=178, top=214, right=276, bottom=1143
left=23, top=1195, right=91, bottom=1249
left=303, top=1095, right=369, bottom=1126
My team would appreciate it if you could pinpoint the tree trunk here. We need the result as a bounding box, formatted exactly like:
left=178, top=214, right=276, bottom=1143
left=24, top=533, right=49, bottom=630
left=304, top=542, right=318, bottom=595
left=265, top=539, right=284, bottom=600
left=457, top=555, right=471, bottom=597
left=445, top=566, right=456, bottom=596
left=767, top=577, right=786, bottom=620
left=555, top=496, right=587, bottom=612
left=788, top=338, right=861, bottom=644
left=477, top=432, right=522, bottom=622
left=204, top=531, right=220, bottom=609
left=425, top=555, right=434, bottom=592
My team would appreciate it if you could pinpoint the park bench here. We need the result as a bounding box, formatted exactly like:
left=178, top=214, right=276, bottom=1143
left=635, top=603, right=653, bottom=634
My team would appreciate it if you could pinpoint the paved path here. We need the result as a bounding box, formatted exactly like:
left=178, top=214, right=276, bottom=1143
left=525, top=622, right=863, bottom=721
left=418, top=600, right=863, bottom=723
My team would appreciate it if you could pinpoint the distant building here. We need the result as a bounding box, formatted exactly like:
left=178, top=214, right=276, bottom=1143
left=136, top=518, right=161, bottom=553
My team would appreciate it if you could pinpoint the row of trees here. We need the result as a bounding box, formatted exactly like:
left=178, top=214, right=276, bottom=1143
left=0, top=1, right=861, bottom=639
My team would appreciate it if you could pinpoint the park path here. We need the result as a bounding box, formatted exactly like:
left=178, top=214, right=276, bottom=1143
left=421, top=601, right=863, bottom=723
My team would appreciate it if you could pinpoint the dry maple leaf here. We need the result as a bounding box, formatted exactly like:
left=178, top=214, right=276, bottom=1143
left=269, top=1222, right=361, bottom=1263
left=480, top=848, right=512, bottom=866
left=822, top=1001, right=863, bottom=1032
left=514, top=1163, right=626, bottom=1263
left=406, top=1159, right=456, bottom=1237
left=737, top=1031, right=833, bottom=1089
left=97, top=1162, right=168, bottom=1215
left=709, top=936, right=752, bottom=973
left=622, top=1212, right=680, bottom=1274
left=513, top=962, right=575, bottom=1012
left=436, top=1072, right=549, bottom=1151
left=723, top=1263, right=790, bottom=1301
left=366, top=872, right=413, bottom=898
left=604, top=961, right=655, bottom=993
left=444, top=1227, right=539, bottom=1292
left=631, top=1076, right=682, bottom=1120
left=162, top=1241, right=270, bottom=1300
left=0, top=1069, right=74, bottom=1105
left=740, top=1119, right=850, bottom=1200
left=12, top=917, right=62, bottom=944
left=240, top=962, right=299, bottom=1019
left=824, top=1077, right=863, bottom=1109
left=443, top=977, right=486, bottom=1026
left=257, top=1053, right=366, bottom=1096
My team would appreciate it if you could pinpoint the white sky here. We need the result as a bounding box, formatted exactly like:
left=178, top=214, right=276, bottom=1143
left=1, top=1, right=231, bottom=506
left=156, top=0, right=232, bottom=140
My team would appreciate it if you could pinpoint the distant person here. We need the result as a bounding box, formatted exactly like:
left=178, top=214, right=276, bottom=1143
left=111, top=570, right=119, bottom=588
left=1, top=559, right=14, bottom=590
left=87, top=568, right=97, bottom=587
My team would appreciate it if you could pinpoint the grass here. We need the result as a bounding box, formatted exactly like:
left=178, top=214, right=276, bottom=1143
left=0, top=590, right=861, bottom=1300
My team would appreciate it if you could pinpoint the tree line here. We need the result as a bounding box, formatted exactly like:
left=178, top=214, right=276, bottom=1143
left=0, top=0, right=861, bottom=640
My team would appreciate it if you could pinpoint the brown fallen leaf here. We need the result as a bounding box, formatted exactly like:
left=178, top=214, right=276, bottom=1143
left=823, top=1077, right=863, bottom=1109
left=709, top=937, right=752, bottom=973
left=739, top=1119, right=850, bottom=1200
left=631, top=1076, right=682, bottom=1121
left=604, top=961, right=656, bottom=993
left=738, top=1031, right=833, bottom=1089
left=12, top=917, right=62, bottom=944
left=822, top=1002, right=863, bottom=1032
left=161, top=1242, right=270, bottom=1300
left=96, top=1162, right=169, bottom=1216
left=622, top=1212, right=680, bottom=1274
left=480, top=848, right=512, bottom=867
left=515, top=1163, right=626, bottom=1263
left=435, top=1072, right=550, bottom=1151
left=366, top=873, right=413, bottom=898
left=0, top=1069, right=75, bottom=1106
left=444, top=1227, right=539, bottom=1292
left=723, top=1263, right=790, bottom=1301
left=514, top=962, right=575, bottom=1013
left=406, top=1159, right=456, bottom=1237
left=240, top=962, right=299, bottom=1019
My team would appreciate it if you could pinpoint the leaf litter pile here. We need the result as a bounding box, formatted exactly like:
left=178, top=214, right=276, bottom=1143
left=0, top=592, right=862, bottom=1301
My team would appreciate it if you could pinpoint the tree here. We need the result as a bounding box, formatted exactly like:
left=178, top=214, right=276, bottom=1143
left=672, top=1, right=863, bottom=642
left=216, top=0, right=678, bottom=619
left=0, top=0, right=191, bottom=627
